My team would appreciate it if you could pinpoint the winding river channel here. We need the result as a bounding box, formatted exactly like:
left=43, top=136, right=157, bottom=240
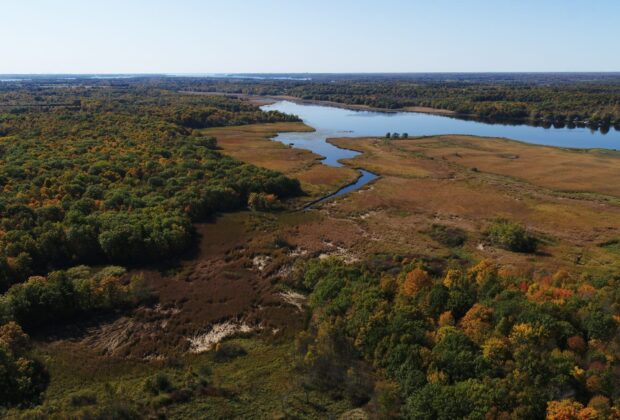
left=261, top=100, right=620, bottom=204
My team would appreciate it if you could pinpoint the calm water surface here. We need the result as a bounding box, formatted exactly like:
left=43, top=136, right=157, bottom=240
left=263, top=100, right=620, bottom=153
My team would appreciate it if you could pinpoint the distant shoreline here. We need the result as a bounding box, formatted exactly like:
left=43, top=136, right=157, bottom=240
left=181, top=91, right=460, bottom=117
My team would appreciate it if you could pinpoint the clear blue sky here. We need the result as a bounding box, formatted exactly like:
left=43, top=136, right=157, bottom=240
left=1, top=0, right=619, bottom=74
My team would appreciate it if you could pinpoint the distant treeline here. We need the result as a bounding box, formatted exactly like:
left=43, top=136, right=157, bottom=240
left=169, top=76, right=620, bottom=130
left=3, top=75, right=619, bottom=129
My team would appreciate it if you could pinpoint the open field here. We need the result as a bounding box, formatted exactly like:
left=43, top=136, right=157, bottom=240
left=400, top=135, right=620, bottom=197
left=323, top=135, right=620, bottom=275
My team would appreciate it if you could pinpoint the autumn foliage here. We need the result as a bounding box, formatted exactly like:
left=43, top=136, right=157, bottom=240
left=402, top=268, right=431, bottom=297
left=298, top=256, right=620, bottom=418
left=0, top=87, right=301, bottom=290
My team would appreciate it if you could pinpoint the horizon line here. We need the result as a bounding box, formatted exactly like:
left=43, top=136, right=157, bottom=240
left=2, top=71, right=620, bottom=76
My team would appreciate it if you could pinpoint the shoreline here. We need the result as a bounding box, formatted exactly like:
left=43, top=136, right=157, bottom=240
left=180, top=90, right=460, bottom=117
left=261, top=95, right=459, bottom=116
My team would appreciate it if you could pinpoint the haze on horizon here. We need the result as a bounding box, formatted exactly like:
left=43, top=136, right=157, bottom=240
left=2, top=0, right=619, bottom=74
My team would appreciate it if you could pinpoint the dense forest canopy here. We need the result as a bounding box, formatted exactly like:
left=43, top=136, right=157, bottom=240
left=0, top=86, right=301, bottom=291
left=293, top=256, right=620, bottom=419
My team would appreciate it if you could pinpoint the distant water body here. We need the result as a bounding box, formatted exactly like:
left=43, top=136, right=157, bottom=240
left=168, top=73, right=312, bottom=81
left=1, top=74, right=313, bottom=81
left=0, top=75, right=139, bottom=81
left=263, top=100, right=620, bottom=152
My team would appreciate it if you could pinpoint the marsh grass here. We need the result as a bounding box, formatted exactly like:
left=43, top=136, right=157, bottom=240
left=12, top=338, right=353, bottom=418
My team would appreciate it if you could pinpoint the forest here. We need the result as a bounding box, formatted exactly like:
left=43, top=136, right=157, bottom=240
left=174, top=75, right=620, bottom=130
left=0, top=84, right=304, bottom=408
left=0, top=86, right=301, bottom=289
left=293, top=255, right=620, bottom=419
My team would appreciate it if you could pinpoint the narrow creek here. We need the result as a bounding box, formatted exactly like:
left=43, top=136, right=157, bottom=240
left=260, top=105, right=380, bottom=208
left=301, top=169, right=377, bottom=209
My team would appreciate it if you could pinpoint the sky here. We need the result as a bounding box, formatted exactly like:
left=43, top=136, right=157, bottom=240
left=1, top=0, right=619, bottom=74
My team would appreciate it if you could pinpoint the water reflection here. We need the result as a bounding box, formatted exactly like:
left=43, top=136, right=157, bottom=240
left=263, top=101, right=620, bottom=150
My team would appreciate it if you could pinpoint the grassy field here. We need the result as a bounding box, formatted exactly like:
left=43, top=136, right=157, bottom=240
left=402, top=135, right=620, bottom=197
left=325, top=135, right=620, bottom=275
left=331, top=134, right=620, bottom=197
left=193, top=125, right=620, bottom=291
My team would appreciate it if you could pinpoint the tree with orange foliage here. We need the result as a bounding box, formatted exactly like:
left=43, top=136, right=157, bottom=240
left=546, top=398, right=613, bottom=420
left=467, top=259, right=497, bottom=286
left=438, top=311, right=455, bottom=327
left=458, top=303, right=493, bottom=344
left=546, top=400, right=585, bottom=419
left=402, top=268, right=431, bottom=297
